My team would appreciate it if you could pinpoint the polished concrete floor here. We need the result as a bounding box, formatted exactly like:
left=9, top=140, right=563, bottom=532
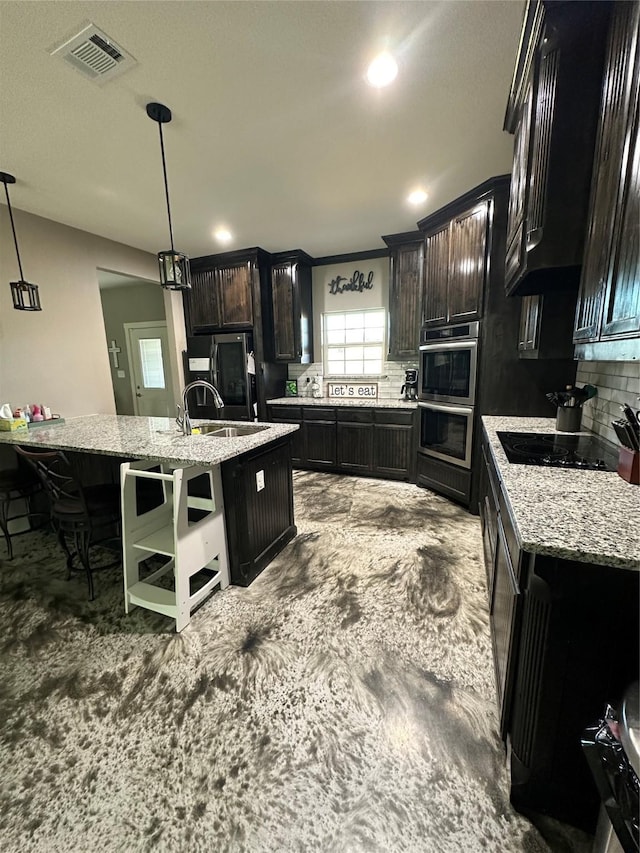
left=0, top=471, right=593, bottom=852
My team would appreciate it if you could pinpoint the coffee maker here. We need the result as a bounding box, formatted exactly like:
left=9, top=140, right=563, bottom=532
left=400, top=369, right=418, bottom=401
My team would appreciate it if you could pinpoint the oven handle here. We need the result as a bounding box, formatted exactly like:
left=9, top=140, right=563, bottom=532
left=419, top=339, right=478, bottom=352
left=418, top=401, right=474, bottom=416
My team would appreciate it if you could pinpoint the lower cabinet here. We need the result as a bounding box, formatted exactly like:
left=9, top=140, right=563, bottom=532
left=221, top=437, right=296, bottom=586
left=304, top=407, right=337, bottom=467
left=267, top=405, right=416, bottom=481
left=479, top=431, right=640, bottom=833
left=337, top=421, right=373, bottom=472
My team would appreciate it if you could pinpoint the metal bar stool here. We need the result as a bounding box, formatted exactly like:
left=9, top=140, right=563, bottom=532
left=14, top=446, right=121, bottom=600
left=0, top=464, right=42, bottom=559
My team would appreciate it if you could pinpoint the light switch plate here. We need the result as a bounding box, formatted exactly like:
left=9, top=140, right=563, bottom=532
left=256, top=470, right=265, bottom=492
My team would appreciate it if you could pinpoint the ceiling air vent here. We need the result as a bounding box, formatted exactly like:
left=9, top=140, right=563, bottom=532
left=49, top=23, right=136, bottom=85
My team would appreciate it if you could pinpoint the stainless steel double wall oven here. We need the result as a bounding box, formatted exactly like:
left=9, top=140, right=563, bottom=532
left=417, top=321, right=480, bottom=469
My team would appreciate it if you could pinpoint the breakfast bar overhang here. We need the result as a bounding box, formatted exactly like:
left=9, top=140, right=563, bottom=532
left=0, top=415, right=300, bottom=627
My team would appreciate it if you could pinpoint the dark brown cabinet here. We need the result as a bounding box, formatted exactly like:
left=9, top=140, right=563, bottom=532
left=382, top=232, right=424, bottom=358
left=337, top=424, right=373, bottom=473
left=270, top=250, right=314, bottom=364
left=372, top=413, right=415, bottom=479
left=267, top=405, right=416, bottom=481
left=184, top=247, right=285, bottom=421
left=185, top=249, right=268, bottom=333
left=267, top=405, right=304, bottom=463
left=479, top=427, right=640, bottom=831
left=420, top=200, right=489, bottom=327
left=503, top=1, right=611, bottom=296
left=304, top=407, right=337, bottom=468
left=517, top=290, right=576, bottom=359
left=448, top=203, right=488, bottom=323
left=422, top=223, right=449, bottom=326
left=221, top=437, right=296, bottom=586
left=574, top=0, right=640, bottom=360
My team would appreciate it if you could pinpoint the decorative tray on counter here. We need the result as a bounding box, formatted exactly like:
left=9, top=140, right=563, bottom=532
left=27, top=418, right=65, bottom=429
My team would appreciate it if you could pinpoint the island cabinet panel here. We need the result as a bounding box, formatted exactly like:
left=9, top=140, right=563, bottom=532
left=270, top=251, right=314, bottom=364
left=503, top=1, right=612, bottom=296
left=575, top=0, right=640, bottom=357
left=221, top=437, right=296, bottom=587
left=382, top=234, right=424, bottom=359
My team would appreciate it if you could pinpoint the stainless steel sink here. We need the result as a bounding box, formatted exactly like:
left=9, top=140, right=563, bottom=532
left=200, top=424, right=270, bottom=437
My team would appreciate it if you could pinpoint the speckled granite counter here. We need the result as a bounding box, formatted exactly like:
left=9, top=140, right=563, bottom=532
left=482, top=416, right=639, bottom=570
left=268, top=396, right=418, bottom=409
left=0, top=414, right=299, bottom=468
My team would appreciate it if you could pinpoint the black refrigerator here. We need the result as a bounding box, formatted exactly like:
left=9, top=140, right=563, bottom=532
left=184, top=333, right=257, bottom=421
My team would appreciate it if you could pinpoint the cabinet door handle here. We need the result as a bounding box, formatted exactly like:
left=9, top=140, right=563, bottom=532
left=526, top=228, right=543, bottom=251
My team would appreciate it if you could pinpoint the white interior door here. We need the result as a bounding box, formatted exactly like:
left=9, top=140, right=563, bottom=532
left=125, top=322, right=174, bottom=417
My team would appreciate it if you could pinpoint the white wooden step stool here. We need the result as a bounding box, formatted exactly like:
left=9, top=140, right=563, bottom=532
left=120, top=461, right=230, bottom=631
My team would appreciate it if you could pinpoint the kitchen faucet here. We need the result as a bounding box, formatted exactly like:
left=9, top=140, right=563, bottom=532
left=177, top=380, right=224, bottom=435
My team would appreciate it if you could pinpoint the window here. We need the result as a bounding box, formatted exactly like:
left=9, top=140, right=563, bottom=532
left=138, top=338, right=166, bottom=389
left=323, top=309, right=386, bottom=376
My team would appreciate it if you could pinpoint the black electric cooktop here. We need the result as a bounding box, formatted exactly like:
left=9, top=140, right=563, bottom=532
left=497, top=431, right=619, bottom=471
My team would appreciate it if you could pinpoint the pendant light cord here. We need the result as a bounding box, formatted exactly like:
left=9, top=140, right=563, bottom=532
left=3, top=181, right=25, bottom=280
left=157, top=122, right=176, bottom=254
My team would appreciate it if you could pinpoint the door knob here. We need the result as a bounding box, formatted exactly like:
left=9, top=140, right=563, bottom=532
left=136, top=392, right=142, bottom=398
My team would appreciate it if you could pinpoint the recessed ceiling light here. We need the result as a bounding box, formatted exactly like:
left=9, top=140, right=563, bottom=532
left=366, top=52, right=398, bottom=88
left=407, top=189, right=428, bottom=205
left=214, top=228, right=232, bottom=244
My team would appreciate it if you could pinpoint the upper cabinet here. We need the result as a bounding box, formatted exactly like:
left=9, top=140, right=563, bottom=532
left=416, top=177, right=505, bottom=328
left=448, top=203, right=489, bottom=324
left=270, top=250, right=314, bottom=364
left=382, top=231, right=424, bottom=359
left=574, top=0, right=640, bottom=360
left=503, top=1, right=612, bottom=296
left=183, top=247, right=271, bottom=335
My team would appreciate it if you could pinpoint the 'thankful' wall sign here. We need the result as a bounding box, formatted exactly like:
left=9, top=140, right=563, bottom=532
left=328, top=269, right=374, bottom=295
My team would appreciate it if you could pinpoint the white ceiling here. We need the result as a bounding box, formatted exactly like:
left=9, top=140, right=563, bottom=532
left=0, top=0, right=524, bottom=260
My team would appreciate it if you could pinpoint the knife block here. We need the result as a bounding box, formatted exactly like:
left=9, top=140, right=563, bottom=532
left=617, top=447, right=640, bottom=485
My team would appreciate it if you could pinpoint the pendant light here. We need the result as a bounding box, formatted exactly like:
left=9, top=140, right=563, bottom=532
left=146, top=102, right=191, bottom=291
left=0, top=171, right=42, bottom=311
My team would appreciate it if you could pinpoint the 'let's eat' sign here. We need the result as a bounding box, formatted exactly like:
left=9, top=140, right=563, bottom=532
left=328, top=383, right=378, bottom=398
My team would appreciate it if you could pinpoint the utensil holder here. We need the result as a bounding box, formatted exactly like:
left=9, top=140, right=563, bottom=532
left=556, top=406, right=582, bottom=433
left=617, top=447, right=640, bottom=485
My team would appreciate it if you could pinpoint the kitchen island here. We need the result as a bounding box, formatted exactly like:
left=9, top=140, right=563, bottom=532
left=480, top=415, right=639, bottom=834
left=0, top=415, right=300, bottom=621
left=0, top=414, right=299, bottom=469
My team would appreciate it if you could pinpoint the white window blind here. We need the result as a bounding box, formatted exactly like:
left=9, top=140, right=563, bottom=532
left=323, top=309, right=386, bottom=376
left=138, top=338, right=166, bottom=389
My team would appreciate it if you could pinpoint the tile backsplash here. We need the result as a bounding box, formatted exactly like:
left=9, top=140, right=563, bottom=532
left=575, top=360, right=640, bottom=445
left=288, top=361, right=419, bottom=402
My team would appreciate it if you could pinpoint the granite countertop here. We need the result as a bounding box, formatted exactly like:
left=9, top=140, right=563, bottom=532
left=482, top=416, right=639, bottom=570
left=0, top=415, right=298, bottom=468
left=268, top=396, right=418, bottom=409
